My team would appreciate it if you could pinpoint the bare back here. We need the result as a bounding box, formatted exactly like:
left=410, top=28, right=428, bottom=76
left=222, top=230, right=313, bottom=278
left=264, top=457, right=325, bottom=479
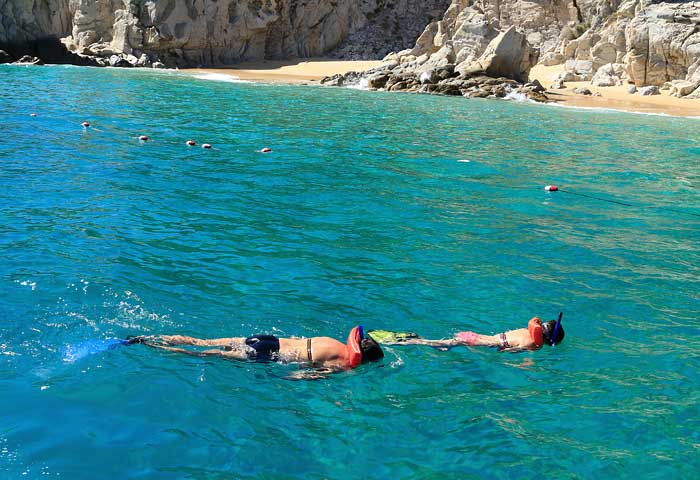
left=279, top=337, right=350, bottom=370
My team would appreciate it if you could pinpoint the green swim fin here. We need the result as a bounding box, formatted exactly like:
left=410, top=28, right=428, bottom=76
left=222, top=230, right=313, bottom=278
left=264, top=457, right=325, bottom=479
left=367, top=330, right=420, bottom=344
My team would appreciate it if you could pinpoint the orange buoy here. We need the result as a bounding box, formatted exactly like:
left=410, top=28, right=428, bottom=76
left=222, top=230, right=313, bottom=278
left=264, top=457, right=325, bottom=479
left=186, top=140, right=196, bottom=146
left=139, top=135, right=149, bottom=141
left=261, top=147, right=272, bottom=153
left=202, top=143, right=212, bottom=149
left=544, top=185, right=558, bottom=192
left=82, top=121, right=90, bottom=128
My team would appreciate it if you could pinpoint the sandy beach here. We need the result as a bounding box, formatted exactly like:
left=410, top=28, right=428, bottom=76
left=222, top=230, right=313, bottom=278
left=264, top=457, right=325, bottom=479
left=190, top=59, right=700, bottom=117
left=189, top=58, right=382, bottom=83
left=529, top=65, right=700, bottom=118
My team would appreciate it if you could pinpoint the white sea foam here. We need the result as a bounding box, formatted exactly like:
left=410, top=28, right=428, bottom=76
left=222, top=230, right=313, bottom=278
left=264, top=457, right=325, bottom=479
left=191, top=73, right=251, bottom=83
left=15, top=279, right=36, bottom=290
left=503, top=86, right=532, bottom=103
left=346, top=77, right=370, bottom=90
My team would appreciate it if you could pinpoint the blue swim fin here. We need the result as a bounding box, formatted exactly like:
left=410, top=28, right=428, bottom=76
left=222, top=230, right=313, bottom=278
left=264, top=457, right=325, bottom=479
left=62, top=338, right=130, bottom=363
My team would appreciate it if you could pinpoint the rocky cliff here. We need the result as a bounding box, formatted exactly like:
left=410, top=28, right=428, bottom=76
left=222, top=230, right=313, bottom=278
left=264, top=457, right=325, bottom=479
left=2, top=0, right=699, bottom=96
left=321, top=0, right=700, bottom=99
left=368, top=0, right=700, bottom=94
left=0, top=0, right=450, bottom=67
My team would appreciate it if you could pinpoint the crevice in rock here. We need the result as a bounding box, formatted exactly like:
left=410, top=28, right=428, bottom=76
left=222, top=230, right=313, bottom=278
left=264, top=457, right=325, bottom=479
left=571, top=0, right=583, bottom=24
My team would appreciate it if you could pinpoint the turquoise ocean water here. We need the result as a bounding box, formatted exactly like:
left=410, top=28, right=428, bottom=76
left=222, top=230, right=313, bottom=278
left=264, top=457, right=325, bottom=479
left=1, top=64, right=699, bottom=478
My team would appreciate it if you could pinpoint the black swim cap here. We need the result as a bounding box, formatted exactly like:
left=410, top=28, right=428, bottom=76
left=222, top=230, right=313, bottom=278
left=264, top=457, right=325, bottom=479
left=360, top=336, right=384, bottom=363
left=542, top=320, right=565, bottom=345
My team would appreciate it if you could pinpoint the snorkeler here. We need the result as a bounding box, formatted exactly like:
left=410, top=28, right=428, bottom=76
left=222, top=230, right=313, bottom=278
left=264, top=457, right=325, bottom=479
left=128, top=326, right=384, bottom=371
left=369, top=314, right=565, bottom=352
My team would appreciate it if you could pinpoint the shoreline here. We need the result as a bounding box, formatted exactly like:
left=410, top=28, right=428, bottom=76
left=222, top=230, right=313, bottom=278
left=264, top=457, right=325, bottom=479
left=187, top=59, right=383, bottom=84
left=529, top=65, right=700, bottom=118
left=185, top=59, right=700, bottom=118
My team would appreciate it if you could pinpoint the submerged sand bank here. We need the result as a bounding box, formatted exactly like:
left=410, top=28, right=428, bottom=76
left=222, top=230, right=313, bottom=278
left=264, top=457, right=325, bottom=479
left=189, top=59, right=700, bottom=118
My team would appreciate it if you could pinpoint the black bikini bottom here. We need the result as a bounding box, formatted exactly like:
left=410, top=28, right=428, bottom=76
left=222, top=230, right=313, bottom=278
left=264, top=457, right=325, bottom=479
left=244, top=335, right=280, bottom=362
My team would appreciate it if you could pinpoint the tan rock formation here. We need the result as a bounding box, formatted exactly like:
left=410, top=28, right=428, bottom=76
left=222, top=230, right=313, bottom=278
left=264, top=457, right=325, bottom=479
left=2, top=0, right=699, bottom=96
left=473, top=26, right=537, bottom=82
left=1, top=0, right=451, bottom=67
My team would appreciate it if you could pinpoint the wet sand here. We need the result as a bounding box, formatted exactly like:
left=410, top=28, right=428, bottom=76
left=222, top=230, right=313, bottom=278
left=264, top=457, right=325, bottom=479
left=189, top=59, right=700, bottom=117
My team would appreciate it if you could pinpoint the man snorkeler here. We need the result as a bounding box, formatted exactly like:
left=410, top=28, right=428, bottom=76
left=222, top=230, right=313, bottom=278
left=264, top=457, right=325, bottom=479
left=369, top=314, right=565, bottom=352
left=128, top=325, right=384, bottom=372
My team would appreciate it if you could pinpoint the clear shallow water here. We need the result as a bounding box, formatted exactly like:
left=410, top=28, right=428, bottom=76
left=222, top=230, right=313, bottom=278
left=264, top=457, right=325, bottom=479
left=1, top=64, right=699, bottom=478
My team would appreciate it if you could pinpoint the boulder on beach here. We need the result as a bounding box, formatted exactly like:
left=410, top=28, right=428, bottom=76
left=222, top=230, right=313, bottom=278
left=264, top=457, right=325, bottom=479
left=472, top=27, right=538, bottom=83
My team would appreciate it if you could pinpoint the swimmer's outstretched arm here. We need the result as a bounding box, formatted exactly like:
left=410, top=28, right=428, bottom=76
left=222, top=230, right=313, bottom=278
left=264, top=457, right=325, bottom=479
left=380, top=335, right=502, bottom=348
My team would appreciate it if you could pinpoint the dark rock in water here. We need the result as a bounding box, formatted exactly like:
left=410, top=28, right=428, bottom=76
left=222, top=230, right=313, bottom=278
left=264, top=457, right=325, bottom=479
left=368, top=73, right=390, bottom=89
left=389, top=81, right=408, bottom=91
left=466, top=90, right=491, bottom=98
left=433, top=83, right=462, bottom=96
left=385, top=73, right=414, bottom=90
left=321, top=74, right=344, bottom=86
left=13, top=55, right=43, bottom=65
left=523, top=79, right=545, bottom=93
left=492, top=84, right=508, bottom=98
left=342, top=71, right=363, bottom=85
left=0, top=49, right=13, bottom=64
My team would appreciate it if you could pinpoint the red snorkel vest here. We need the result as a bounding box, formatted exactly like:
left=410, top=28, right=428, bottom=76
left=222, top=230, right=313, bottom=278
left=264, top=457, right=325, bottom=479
left=528, top=317, right=544, bottom=347
left=346, top=326, right=363, bottom=368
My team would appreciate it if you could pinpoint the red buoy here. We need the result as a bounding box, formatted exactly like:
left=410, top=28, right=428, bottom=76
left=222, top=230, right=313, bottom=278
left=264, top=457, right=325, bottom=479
left=261, top=147, right=272, bottom=153
left=544, top=185, right=558, bottom=192
left=202, top=143, right=212, bottom=149
left=186, top=140, right=196, bottom=146
left=82, top=121, right=90, bottom=128
left=139, top=135, right=149, bottom=141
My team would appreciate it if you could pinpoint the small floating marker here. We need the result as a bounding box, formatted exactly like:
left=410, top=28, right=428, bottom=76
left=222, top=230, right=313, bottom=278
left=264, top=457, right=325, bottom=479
left=186, top=140, right=196, bottom=146
left=82, top=121, right=90, bottom=128
left=139, top=135, right=149, bottom=142
left=202, top=143, right=212, bottom=149
left=260, top=147, right=272, bottom=153
left=544, top=185, right=558, bottom=192
left=30, top=113, right=37, bottom=117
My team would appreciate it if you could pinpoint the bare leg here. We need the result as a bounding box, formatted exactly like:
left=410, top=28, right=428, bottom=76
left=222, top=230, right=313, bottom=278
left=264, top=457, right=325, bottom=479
left=156, top=335, right=246, bottom=347
left=146, top=343, right=250, bottom=360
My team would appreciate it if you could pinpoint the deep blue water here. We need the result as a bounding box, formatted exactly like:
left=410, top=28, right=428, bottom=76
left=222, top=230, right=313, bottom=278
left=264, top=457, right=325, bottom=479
left=1, top=64, right=699, bottom=478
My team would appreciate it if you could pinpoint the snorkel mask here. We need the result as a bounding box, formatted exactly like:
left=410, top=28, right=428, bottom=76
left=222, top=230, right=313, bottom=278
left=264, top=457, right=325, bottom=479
left=528, top=312, right=563, bottom=347
left=346, top=325, right=364, bottom=368
left=542, top=312, right=563, bottom=346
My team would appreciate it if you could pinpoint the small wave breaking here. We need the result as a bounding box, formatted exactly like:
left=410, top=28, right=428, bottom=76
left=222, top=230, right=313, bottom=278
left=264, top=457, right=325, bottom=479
left=191, top=73, right=251, bottom=83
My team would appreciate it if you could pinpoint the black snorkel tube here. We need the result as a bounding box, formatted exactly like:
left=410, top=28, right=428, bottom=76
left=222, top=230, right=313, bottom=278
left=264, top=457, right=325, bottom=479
left=549, top=312, right=563, bottom=346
